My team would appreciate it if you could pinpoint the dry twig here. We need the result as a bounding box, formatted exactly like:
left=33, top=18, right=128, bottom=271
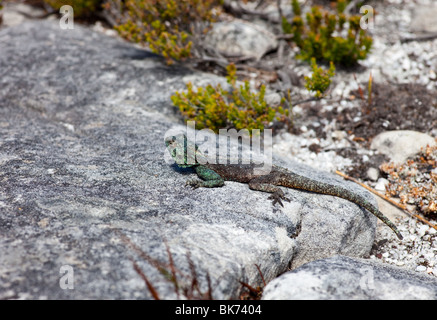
left=335, top=170, right=437, bottom=231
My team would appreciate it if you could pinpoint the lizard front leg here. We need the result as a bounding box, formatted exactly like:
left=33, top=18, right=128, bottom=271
left=186, top=165, right=225, bottom=188
left=248, top=177, right=290, bottom=207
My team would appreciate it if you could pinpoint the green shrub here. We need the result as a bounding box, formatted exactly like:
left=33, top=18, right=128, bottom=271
left=282, top=0, right=372, bottom=66
left=110, top=0, right=222, bottom=65
left=43, top=0, right=102, bottom=17
left=171, top=64, right=291, bottom=134
left=304, top=58, right=336, bottom=98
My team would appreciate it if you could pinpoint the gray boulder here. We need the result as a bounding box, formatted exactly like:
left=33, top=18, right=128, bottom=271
left=1, top=20, right=377, bottom=299
left=204, top=19, right=278, bottom=60
left=263, top=255, right=437, bottom=300
left=410, top=3, right=437, bottom=34
left=371, top=130, right=436, bottom=164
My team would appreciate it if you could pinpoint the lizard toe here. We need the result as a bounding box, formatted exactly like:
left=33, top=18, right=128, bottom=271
left=268, top=191, right=289, bottom=207
left=186, top=179, right=201, bottom=189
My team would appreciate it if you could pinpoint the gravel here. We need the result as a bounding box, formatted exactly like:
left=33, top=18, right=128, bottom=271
left=371, top=217, right=437, bottom=277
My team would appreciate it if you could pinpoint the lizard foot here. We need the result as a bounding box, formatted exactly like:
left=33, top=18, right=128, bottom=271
left=268, top=190, right=290, bottom=207
left=185, top=179, right=202, bottom=189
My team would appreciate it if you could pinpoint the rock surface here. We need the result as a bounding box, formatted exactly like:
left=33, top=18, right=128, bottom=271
left=1, top=21, right=378, bottom=299
left=1, top=2, right=55, bottom=27
left=370, top=130, right=436, bottom=164
left=410, top=3, right=437, bottom=34
left=263, top=255, right=437, bottom=300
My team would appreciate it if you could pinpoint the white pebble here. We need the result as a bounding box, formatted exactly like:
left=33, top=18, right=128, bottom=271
left=416, top=265, right=427, bottom=272
left=418, top=225, right=430, bottom=237
left=402, top=58, right=411, bottom=70
left=374, top=178, right=389, bottom=191
left=366, top=167, right=379, bottom=181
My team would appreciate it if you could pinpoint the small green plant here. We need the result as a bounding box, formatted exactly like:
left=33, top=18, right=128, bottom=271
left=282, top=0, right=372, bottom=66
left=304, top=58, right=336, bottom=98
left=43, top=0, right=102, bottom=17
left=171, top=64, right=291, bottom=134
left=109, top=0, right=222, bottom=64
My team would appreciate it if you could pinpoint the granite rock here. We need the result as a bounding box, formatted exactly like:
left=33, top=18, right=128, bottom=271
left=263, top=255, right=437, bottom=300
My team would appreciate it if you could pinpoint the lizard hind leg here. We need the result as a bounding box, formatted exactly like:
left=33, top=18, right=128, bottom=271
left=248, top=178, right=290, bottom=207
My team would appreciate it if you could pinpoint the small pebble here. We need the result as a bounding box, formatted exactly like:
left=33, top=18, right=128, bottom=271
left=374, top=178, right=389, bottom=191
left=418, top=225, right=430, bottom=237
left=415, top=265, right=427, bottom=272
left=366, top=167, right=379, bottom=181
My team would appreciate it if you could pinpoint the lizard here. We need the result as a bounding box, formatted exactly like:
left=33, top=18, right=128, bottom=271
left=165, top=134, right=403, bottom=240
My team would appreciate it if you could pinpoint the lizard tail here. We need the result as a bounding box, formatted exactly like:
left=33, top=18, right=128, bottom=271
left=287, top=176, right=403, bottom=240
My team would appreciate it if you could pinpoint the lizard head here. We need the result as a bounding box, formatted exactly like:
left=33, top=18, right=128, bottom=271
left=165, top=134, right=199, bottom=167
